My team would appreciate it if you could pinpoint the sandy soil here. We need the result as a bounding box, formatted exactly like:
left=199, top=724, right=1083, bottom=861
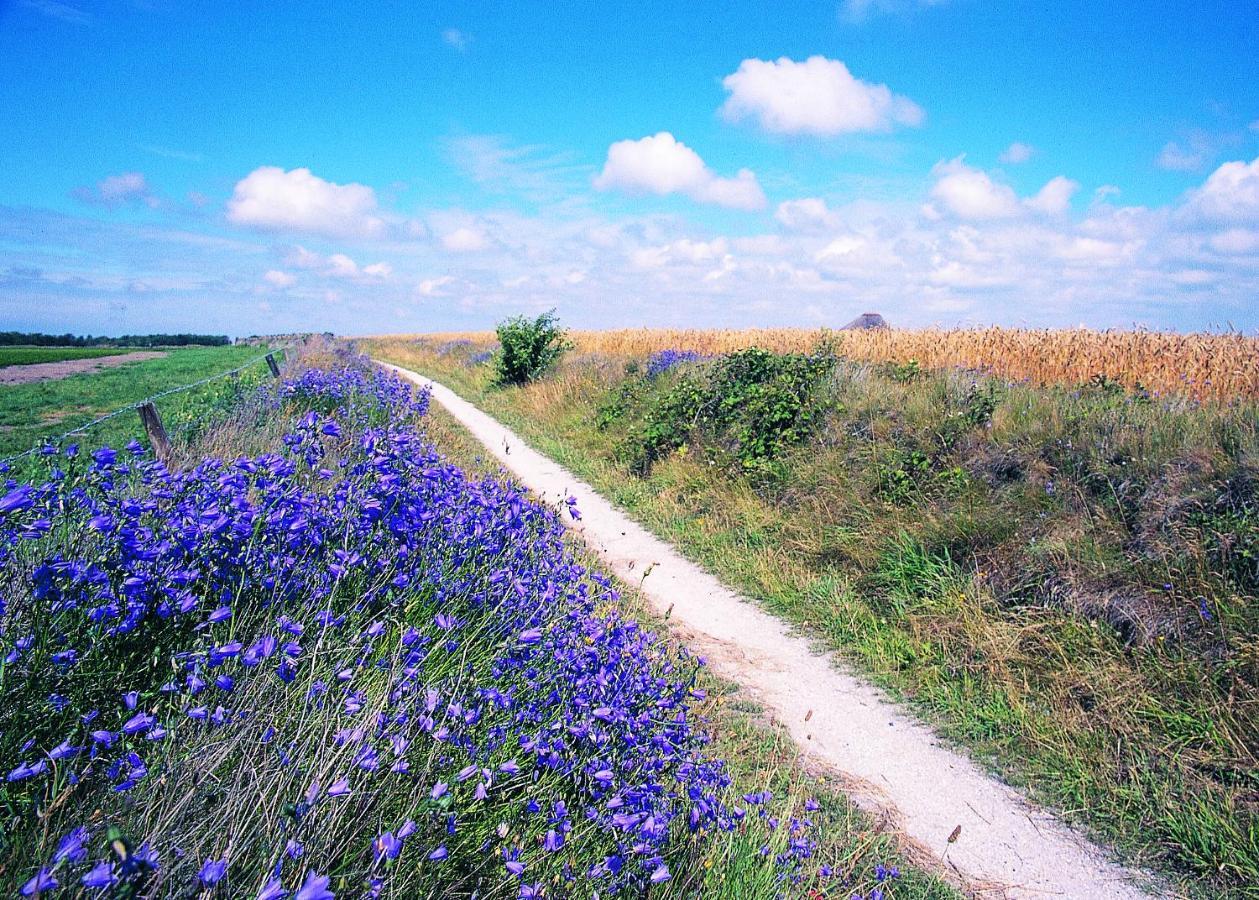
left=381, top=362, right=1169, bottom=900
left=0, top=351, right=165, bottom=386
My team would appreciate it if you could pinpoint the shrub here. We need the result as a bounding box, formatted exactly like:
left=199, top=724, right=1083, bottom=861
left=492, top=311, right=570, bottom=385
left=610, top=347, right=837, bottom=477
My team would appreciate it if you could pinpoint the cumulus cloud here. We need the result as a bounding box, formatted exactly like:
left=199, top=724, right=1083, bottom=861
left=416, top=275, right=456, bottom=296
left=1182, top=156, right=1259, bottom=223
left=593, top=132, right=766, bottom=210
left=929, top=157, right=1022, bottom=219
left=929, top=158, right=1079, bottom=219
left=281, top=245, right=390, bottom=279
left=999, top=142, right=1035, bottom=165
left=227, top=167, right=383, bottom=237
left=775, top=198, right=840, bottom=231
left=720, top=56, right=923, bottom=136
left=262, top=269, right=296, bottom=288
left=441, top=226, right=490, bottom=252
left=73, top=172, right=159, bottom=208
left=1027, top=176, right=1080, bottom=215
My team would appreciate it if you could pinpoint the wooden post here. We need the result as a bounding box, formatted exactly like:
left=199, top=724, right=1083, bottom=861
left=265, top=352, right=281, bottom=377
left=137, top=402, right=171, bottom=463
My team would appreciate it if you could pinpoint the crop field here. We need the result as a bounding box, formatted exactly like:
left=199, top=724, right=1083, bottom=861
left=370, top=329, right=1259, bottom=898
left=0, top=342, right=942, bottom=899
left=0, top=347, right=139, bottom=368
left=405, top=327, right=1259, bottom=403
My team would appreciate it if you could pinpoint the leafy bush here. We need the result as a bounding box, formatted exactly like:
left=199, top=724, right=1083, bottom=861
left=609, top=347, right=837, bottom=477
left=492, top=311, right=570, bottom=385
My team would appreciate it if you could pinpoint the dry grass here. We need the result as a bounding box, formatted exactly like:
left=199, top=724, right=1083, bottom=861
left=389, top=327, right=1259, bottom=402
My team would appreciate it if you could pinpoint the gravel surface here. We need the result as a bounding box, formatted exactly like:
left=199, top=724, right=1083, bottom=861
left=0, top=351, right=165, bottom=385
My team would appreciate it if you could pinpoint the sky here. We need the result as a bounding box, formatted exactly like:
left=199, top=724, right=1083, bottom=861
left=0, top=0, right=1257, bottom=337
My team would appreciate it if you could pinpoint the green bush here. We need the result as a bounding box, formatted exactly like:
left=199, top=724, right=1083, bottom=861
left=610, top=346, right=837, bottom=477
left=492, top=310, right=570, bottom=385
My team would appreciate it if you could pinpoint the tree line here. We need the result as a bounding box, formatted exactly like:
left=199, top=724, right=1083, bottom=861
left=0, top=332, right=229, bottom=348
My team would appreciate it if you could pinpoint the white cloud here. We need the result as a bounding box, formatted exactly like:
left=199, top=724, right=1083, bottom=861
left=1183, top=157, right=1259, bottom=223
left=326, top=253, right=360, bottom=278
left=1209, top=229, right=1259, bottom=255
left=262, top=269, right=296, bottom=288
left=442, top=28, right=470, bottom=51
left=281, top=245, right=389, bottom=279
left=416, top=276, right=456, bottom=296
left=775, top=198, right=840, bottom=231
left=74, top=172, right=159, bottom=209
left=999, top=142, right=1035, bottom=165
left=441, top=226, right=490, bottom=252
left=227, top=167, right=383, bottom=237
left=929, top=157, right=1021, bottom=219
left=1157, top=140, right=1208, bottom=172
left=930, top=158, right=1079, bottom=219
left=1027, top=176, right=1080, bottom=215
left=632, top=238, right=730, bottom=269
left=720, top=56, right=923, bottom=136
left=593, top=132, right=766, bottom=210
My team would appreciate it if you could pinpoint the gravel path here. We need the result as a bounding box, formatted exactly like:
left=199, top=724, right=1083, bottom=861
left=382, top=362, right=1167, bottom=900
left=0, top=351, right=164, bottom=385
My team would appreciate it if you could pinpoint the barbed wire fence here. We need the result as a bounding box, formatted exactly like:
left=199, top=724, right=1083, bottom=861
left=1, top=348, right=290, bottom=467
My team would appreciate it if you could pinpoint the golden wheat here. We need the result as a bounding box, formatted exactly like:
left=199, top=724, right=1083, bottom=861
left=382, top=327, right=1259, bottom=402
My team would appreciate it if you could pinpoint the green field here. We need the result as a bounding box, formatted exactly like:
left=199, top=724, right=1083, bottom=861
left=371, top=334, right=1259, bottom=898
left=0, top=344, right=276, bottom=465
left=0, top=346, right=139, bottom=367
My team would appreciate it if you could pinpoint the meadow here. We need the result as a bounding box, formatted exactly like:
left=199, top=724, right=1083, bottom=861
left=0, top=345, right=273, bottom=466
left=369, top=328, right=1259, bottom=898
left=0, top=342, right=943, bottom=899
left=0, top=347, right=139, bottom=368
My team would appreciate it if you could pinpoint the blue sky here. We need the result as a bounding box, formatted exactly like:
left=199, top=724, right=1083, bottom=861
left=1, top=0, right=1256, bottom=336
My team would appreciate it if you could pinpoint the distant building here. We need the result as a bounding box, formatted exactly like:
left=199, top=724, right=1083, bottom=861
left=841, top=312, right=889, bottom=330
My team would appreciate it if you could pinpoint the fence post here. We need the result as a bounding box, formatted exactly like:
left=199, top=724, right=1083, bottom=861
left=265, top=353, right=281, bottom=377
left=137, top=402, right=172, bottom=463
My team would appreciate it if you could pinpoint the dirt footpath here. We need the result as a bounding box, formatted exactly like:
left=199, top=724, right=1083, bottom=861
left=0, top=351, right=165, bottom=385
left=381, top=362, right=1170, bottom=900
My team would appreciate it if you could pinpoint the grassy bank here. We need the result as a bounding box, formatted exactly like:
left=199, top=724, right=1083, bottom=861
left=368, top=335, right=1259, bottom=898
left=0, top=344, right=275, bottom=463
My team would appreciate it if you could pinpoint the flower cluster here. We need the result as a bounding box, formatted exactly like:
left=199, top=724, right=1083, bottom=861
left=0, top=363, right=737, bottom=898
left=644, top=349, right=706, bottom=378
left=0, top=360, right=887, bottom=898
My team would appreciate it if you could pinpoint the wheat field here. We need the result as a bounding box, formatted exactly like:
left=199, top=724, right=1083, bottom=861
left=395, top=326, right=1259, bottom=402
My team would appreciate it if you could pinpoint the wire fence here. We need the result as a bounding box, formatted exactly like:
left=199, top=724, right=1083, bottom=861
left=1, top=348, right=288, bottom=467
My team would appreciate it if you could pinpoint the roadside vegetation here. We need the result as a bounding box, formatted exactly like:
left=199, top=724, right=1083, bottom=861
left=0, top=341, right=949, bottom=899
left=0, top=344, right=272, bottom=465
left=370, top=330, right=1259, bottom=897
